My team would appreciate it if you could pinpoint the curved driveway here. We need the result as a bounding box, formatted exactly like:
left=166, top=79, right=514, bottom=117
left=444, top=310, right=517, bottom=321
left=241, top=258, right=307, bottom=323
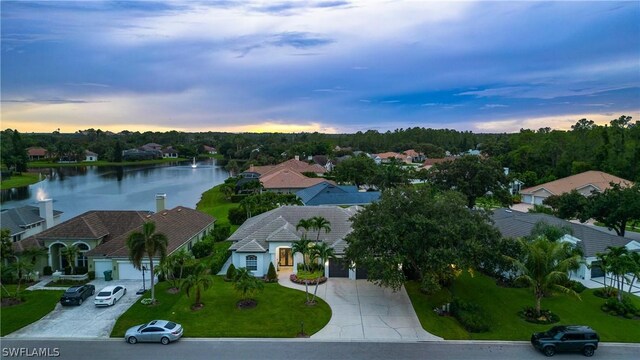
left=278, top=274, right=442, bottom=341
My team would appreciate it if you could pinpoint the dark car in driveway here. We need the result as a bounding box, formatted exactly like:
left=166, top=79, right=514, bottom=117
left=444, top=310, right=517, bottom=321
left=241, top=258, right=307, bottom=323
left=60, top=284, right=95, bottom=306
left=531, top=325, right=599, bottom=357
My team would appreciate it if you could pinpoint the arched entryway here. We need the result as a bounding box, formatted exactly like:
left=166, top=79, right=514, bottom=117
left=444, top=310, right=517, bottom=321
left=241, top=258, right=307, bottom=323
left=48, top=243, right=67, bottom=272
left=73, top=242, right=90, bottom=273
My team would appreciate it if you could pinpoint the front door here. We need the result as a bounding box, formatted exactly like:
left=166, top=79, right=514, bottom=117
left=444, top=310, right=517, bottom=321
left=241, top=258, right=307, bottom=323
left=278, top=248, right=292, bottom=267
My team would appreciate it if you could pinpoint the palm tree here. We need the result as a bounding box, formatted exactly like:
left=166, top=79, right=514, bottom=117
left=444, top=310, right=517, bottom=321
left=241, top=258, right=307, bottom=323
left=60, top=245, right=79, bottom=274
left=593, top=252, right=612, bottom=296
left=181, top=264, right=213, bottom=308
left=126, top=221, right=168, bottom=304
left=507, top=237, right=582, bottom=317
left=627, top=252, right=640, bottom=294
left=233, top=267, right=264, bottom=304
left=606, top=246, right=633, bottom=302
left=310, top=216, right=331, bottom=242
left=9, top=258, right=34, bottom=298
left=309, top=242, right=335, bottom=303
left=291, top=238, right=312, bottom=272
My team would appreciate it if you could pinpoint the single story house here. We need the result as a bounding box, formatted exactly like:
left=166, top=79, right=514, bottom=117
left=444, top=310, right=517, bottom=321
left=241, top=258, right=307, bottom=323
left=26, top=147, right=48, bottom=161
left=1, top=199, right=63, bottom=242
left=162, top=147, right=179, bottom=158
left=373, top=152, right=412, bottom=165
left=259, top=168, right=333, bottom=194
left=203, top=145, right=217, bottom=154
left=296, top=182, right=381, bottom=206
left=85, top=150, right=98, bottom=162
left=491, top=208, right=639, bottom=280
left=244, top=157, right=327, bottom=177
left=420, top=156, right=457, bottom=170
left=519, top=170, right=633, bottom=205
left=227, top=205, right=367, bottom=279
left=12, top=196, right=215, bottom=281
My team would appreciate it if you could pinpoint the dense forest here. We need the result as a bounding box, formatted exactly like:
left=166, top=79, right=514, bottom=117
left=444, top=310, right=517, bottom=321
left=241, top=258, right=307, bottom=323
left=2, top=115, right=639, bottom=185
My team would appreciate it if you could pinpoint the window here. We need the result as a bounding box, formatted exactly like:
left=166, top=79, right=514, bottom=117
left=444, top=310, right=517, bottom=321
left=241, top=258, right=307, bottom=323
left=246, top=255, right=257, bottom=271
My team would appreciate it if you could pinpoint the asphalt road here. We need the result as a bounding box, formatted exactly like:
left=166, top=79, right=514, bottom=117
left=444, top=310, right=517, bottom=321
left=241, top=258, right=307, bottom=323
left=1, top=339, right=639, bottom=360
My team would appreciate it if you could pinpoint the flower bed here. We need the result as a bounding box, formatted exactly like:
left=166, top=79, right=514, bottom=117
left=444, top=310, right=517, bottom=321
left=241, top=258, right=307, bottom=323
left=290, top=274, right=327, bottom=285
left=519, top=307, right=560, bottom=324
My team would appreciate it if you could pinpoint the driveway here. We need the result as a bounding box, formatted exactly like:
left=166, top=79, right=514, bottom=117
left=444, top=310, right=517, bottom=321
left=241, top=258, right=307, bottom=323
left=5, top=279, right=143, bottom=339
left=278, top=274, right=442, bottom=341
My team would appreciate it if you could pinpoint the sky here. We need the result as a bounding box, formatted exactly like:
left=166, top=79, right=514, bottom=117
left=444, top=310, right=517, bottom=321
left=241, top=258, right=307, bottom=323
left=1, top=0, right=639, bottom=134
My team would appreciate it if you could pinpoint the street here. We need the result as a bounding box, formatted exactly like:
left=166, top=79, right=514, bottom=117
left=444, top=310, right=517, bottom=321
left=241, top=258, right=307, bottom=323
left=1, top=339, right=638, bottom=360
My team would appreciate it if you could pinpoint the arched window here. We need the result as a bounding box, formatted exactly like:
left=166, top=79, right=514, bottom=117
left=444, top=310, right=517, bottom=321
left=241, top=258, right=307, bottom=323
left=75, top=243, right=90, bottom=269
left=246, top=255, right=257, bottom=271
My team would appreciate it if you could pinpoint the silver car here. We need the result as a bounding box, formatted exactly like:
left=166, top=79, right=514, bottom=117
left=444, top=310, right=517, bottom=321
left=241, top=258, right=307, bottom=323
left=125, top=320, right=183, bottom=345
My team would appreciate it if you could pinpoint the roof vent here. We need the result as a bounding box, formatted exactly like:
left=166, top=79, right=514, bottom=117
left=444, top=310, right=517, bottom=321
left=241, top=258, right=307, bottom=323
left=146, top=214, right=152, bottom=218
left=177, top=208, right=182, bottom=212
left=162, top=211, right=168, bottom=216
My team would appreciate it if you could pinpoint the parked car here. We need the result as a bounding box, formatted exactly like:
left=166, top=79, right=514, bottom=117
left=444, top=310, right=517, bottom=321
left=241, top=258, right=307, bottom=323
left=94, top=285, right=126, bottom=307
left=60, top=284, right=95, bottom=306
left=125, top=320, right=183, bottom=345
left=531, top=325, right=599, bottom=357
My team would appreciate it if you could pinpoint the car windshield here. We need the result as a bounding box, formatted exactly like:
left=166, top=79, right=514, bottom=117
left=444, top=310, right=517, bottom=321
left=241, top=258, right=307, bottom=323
left=97, top=291, right=111, bottom=297
left=64, top=289, right=78, bottom=295
left=165, top=322, right=177, bottom=330
left=546, top=326, right=563, bottom=337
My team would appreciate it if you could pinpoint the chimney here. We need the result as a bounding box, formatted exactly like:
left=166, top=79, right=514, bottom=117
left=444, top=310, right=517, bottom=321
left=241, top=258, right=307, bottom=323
left=156, top=193, right=166, bottom=213
left=294, top=155, right=299, bottom=161
left=38, top=199, right=54, bottom=230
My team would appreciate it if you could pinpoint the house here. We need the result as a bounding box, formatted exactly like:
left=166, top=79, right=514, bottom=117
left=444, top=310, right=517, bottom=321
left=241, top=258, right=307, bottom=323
left=296, top=182, right=381, bottom=206
left=1, top=199, right=63, bottom=242
left=85, top=150, right=98, bottom=162
left=420, top=157, right=457, bottom=170
left=227, top=206, right=367, bottom=279
left=312, top=155, right=334, bottom=172
left=12, top=195, right=215, bottom=281
left=519, top=171, right=633, bottom=205
left=244, top=157, right=327, bottom=177
left=162, top=147, right=179, bottom=159
left=122, top=149, right=161, bottom=161
left=141, top=143, right=163, bottom=151
left=373, top=152, right=412, bottom=164
left=203, top=145, right=217, bottom=154
left=403, top=149, right=425, bottom=163
left=27, top=147, right=48, bottom=161
left=491, top=208, right=639, bottom=280
left=259, top=168, right=333, bottom=194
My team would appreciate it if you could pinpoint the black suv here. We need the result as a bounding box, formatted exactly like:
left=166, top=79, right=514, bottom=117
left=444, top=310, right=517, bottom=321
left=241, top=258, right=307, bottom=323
left=531, top=325, right=599, bottom=357
left=60, top=284, right=95, bottom=306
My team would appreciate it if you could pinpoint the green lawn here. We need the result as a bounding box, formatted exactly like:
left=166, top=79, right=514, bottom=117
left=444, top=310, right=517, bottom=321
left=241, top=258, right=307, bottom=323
left=27, top=158, right=188, bottom=168
left=196, top=184, right=240, bottom=233
left=594, top=221, right=640, bottom=234
left=407, top=272, right=640, bottom=342
left=111, top=279, right=331, bottom=338
left=0, top=172, right=42, bottom=190
left=1, top=286, right=64, bottom=336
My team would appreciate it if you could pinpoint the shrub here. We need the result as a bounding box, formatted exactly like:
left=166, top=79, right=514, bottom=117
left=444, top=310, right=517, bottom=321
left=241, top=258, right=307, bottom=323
left=141, top=298, right=153, bottom=305
left=211, top=225, right=231, bottom=242
left=519, top=307, right=560, bottom=324
left=225, top=264, right=236, bottom=281
left=450, top=298, right=491, bottom=332
left=191, top=240, right=213, bottom=259
left=560, top=279, right=586, bottom=293
left=601, top=297, right=640, bottom=318
left=228, top=207, right=247, bottom=225
left=230, top=194, right=249, bottom=203
left=210, top=243, right=231, bottom=274
left=43, top=266, right=53, bottom=276
left=64, top=267, right=72, bottom=275
left=289, top=273, right=327, bottom=285
left=88, top=271, right=95, bottom=280
left=75, top=266, right=87, bottom=275
left=594, top=288, right=617, bottom=299
left=266, top=262, right=278, bottom=282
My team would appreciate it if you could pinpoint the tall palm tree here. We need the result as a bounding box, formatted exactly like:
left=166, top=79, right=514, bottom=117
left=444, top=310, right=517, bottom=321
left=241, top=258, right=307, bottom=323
left=310, top=216, right=331, bottom=242
left=606, top=246, right=633, bottom=302
left=181, top=264, right=213, bottom=308
left=507, top=237, right=582, bottom=317
left=594, top=252, right=612, bottom=296
left=310, top=242, right=335, bottom=303
left=627, top=252, right=640, bottom=294
left=126, top=221, right=168, bottom=304
left=60, top=245, right=79, bottom=274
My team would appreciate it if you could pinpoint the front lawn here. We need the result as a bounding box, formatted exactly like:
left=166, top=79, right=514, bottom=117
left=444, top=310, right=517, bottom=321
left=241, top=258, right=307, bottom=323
left=407, top=272, right=640, bottom=342
left=196, top=184, right=240, bottom=233
left=1, top=286, right=64, bottom=336
left=111, top=278, right=331, bottom=338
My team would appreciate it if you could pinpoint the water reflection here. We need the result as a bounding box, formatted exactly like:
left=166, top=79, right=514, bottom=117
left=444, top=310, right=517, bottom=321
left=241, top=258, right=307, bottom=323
left=1, top=159, right=228, bottom=222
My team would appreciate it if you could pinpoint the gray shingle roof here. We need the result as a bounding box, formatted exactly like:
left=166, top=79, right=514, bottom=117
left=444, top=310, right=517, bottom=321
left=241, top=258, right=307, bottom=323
left=235, top=239, right=267, bottom=253
left=491, top=208, right=633, bottom=257
left=228, top=206, right=357, bottom=254
left=295, top=182, right=381, bottom=206
left=1, top=205, right=63, bottom=236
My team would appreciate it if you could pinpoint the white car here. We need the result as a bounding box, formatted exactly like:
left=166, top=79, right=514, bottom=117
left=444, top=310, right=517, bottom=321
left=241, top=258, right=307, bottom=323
left=94, top=285, right=126, bottom=306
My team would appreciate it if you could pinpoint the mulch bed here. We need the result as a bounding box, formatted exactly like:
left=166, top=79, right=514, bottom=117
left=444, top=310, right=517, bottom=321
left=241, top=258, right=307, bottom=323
left=1, top=297, right=24, bottom=307
left=236, top=299, right=257, bottom=309
left=191, top=303, right=205, bottom=311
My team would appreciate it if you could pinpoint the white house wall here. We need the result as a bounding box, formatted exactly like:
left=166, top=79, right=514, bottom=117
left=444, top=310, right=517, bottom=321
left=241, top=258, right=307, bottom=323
left=232, top=252, right=270, bottom=277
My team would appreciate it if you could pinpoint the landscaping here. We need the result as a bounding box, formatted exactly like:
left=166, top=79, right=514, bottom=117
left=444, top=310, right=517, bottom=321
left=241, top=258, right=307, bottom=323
left=0, top=285, right=64, bottom=336
left=0, top=172, right=41, bottom=190
left=111, top=279, right=331, bottom=338
left=196, top=184, right=240, bottom=233
left=406, top=272, right=640, bottom=342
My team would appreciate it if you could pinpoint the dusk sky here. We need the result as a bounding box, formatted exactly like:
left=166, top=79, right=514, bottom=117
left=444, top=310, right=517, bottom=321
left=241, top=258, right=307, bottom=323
left=2, top=1, right=639, bottom=134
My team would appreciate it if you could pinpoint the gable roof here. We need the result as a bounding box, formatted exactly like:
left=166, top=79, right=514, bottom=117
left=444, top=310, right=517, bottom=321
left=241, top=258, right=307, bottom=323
left=1, top=205, right=63, bottom=235
left=228, top=206, right=358, bottom=254
left=296, top=182, right=381, bottom=206
left=519, top=171, right=633, bottom=196
left=27, top=147, right=47, bottom=156
left=247, top=158, right=327, bottom=177
left=259, top=168, right=333, bottom=190
left=86, top=206, right=215, bottom=257
left=490, top=208, right=633, bottom=257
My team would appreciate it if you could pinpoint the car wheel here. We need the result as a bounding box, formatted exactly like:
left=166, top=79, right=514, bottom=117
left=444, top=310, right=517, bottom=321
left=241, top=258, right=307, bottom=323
left=91, top=289, right=95, bottom=295
left=78, top=298, right=82, bottom=305
left=127, top=337, right=137, bottom=344
left=583, top=346, right=595, bottom=357
left=543, top=346, right=556, bottom=357
left=161, top=337, right=170, bottom=345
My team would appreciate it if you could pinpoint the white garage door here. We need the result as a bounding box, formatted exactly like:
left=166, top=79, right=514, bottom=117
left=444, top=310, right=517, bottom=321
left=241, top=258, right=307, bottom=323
left=94, top=260, right=112, bottom=278
left=118, top=262, right=144, bottom=280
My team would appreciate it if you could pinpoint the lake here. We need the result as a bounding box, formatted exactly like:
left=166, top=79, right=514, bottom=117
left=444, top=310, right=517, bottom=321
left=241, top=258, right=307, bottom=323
left=0, top=159, right=228, bottom=222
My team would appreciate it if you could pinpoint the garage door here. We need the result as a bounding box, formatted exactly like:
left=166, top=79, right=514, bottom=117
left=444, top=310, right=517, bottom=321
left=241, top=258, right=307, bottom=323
left=328, top=258, right=349, bottom=278
left=94, top=260, right=112, bottom=278
left=591, top=262, right=605, bottom=278
left=118, top=262, right=144, bottom=280
left=356, top=266, right=368, bottom=279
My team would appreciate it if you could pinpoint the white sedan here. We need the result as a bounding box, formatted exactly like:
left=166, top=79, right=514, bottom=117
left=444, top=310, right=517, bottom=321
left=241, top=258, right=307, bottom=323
left=94, top=285, right=126, bottom=307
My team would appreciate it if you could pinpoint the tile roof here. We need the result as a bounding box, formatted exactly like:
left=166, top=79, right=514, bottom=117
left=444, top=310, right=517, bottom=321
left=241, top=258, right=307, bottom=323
left=259, top=168, right=334, bottom=190
left=296, top=182, right=381, bottom=206
left=87, top=206, right=215, bottom=257
left=490, top=208, right=633, bottom=257
left=235, top=239, right=267, bottom=253
left=520, top=170, right=633, bottom=196
left=228, top=206, right=358, bottom=254
left=247, top=158, right=327, bottom=176
left=1, top=205, right=63, bottom=235
left=26, top=147, right=47, bottom=156
left=422, top=157, right=457, bottom=167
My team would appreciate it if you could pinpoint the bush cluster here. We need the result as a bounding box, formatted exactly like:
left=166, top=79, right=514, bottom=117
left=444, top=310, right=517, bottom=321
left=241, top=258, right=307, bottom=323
left=289, top=273, right=327, bottom=285
left=601, top=297, right=640, bottom=318
left=43, top=266, right=53, bottom=276
left=519, top=307, right=560, bottom=324
left=191, top=240, right=213, bottom=259
left=561, top=279, right=586, bottom=293
left=450, top=298, right=491, bottom=332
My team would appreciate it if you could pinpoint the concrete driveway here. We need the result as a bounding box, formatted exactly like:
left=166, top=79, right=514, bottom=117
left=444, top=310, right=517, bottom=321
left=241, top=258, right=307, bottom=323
left=6, top=279, right=143, bottom=339
left=279, top=274, right=442, bottom=341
